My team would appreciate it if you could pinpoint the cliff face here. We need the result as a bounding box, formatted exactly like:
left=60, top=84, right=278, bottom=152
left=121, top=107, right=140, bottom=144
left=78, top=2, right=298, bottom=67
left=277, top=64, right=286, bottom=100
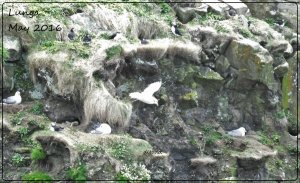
left=1, top=1, right=299, bottom=181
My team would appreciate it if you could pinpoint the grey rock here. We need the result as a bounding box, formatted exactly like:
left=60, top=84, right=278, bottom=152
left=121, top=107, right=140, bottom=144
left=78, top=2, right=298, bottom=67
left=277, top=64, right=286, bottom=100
left=274, top=61, right=289, bottom=77
left=174, top=6, right=196, bottom=24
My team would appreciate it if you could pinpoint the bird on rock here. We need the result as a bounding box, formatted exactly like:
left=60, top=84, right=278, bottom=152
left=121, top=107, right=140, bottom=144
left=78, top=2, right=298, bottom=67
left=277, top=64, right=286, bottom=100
left=50, top=122, right=64, bottom=132
left=171, top=23, right=182, bottom=36
left=129, top=81, right=162, bottom=106
left=90, top=123, right=111, bottom=134
left=227, top=127, right=247, bottom=137
left=275, top=19, right=285, bottom=27
left=2, top=91, right=22, bottom=104
left=68, top=28, right=76, bottom=40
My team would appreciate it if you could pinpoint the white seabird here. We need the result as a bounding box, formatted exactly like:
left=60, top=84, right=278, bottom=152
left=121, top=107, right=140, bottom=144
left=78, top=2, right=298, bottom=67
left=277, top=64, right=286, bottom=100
left=90, top=123, right=111, bottom=134
left=227, top=127, right=247, bottom=137
left=2, top=91, right=22, bottom=104
left=129, top=81, right=162, bottom=105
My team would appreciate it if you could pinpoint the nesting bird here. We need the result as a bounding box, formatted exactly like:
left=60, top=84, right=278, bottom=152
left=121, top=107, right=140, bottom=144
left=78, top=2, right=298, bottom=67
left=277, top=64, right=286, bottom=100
left=68, top=28, right=76, bottom=40
left=90, top=123, right=112, bottom=135
left=171, top=23, right=182, bottom=36
left=50, top=122, right=64, bottom=132
left=2, top=91, right=22, bottom=104
left=247, top=20, right=251, bottom=28
left=275, top=19, right=285, bottom=27
left=227, top=127, right=247, bottom=137
left=83, top=34, right=92, bottom=44
left=129, top=81, right=162, bottom=105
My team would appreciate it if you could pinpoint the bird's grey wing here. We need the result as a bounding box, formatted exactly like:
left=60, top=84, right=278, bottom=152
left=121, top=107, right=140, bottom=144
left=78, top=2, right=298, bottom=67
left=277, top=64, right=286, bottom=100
left=142, top=81, right=162, bottom=96
left=227, top=129, right=238, bottom=136
left=3, top=96, right=16, bottom=104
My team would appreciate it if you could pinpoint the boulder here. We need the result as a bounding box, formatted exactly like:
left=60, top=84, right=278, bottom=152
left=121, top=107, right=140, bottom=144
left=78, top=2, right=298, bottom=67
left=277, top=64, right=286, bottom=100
left=225, top=39, right=277, bottom=91
left=174, top=6, right=196, bottom=24
left=274, top=62, right=289, bottom=77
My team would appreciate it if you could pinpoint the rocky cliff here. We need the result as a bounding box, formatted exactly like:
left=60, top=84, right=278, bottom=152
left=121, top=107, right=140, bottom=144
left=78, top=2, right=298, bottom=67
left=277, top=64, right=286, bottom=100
left=1, top=0, right=299, bottom=182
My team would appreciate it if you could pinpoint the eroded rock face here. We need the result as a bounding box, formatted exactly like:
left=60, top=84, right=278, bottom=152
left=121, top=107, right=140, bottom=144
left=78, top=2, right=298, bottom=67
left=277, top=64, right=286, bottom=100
left=44, top=96, right=80, bottom=123
left=225, top=39, right=277, bottom=91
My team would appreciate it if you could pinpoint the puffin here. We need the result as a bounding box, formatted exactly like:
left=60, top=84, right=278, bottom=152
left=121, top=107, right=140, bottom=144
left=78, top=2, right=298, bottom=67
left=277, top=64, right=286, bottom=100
left=50, top=122, right=64, bottom=132
left=83, top=34, right=92, bottom=44
left=171, top=23, right=182, bottom=36
left=68, top=28, right=76, bottom=40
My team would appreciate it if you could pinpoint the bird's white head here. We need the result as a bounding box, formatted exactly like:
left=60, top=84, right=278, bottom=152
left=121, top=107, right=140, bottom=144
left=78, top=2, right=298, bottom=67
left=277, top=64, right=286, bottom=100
left=240, top=127, right=247, bottom=134
left=15, top=91, right=20, bottom=96
left=51, top=122, right=56, bottom=127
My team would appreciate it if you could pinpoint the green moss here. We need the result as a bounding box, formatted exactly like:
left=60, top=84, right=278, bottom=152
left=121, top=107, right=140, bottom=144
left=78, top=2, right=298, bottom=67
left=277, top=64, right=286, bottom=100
left=38, top=40, right=90, bottom=58
left=159, top=2, right=172, bottom=14
left=265, top=18, right=275, bottom=26
left=31, top=147, right=46, bottom=161
left=106, top=45, right=123, bottom=60
left=22, top=171, right=53, bottom=183
left=30, top=101, right=44, bottom=115
left=110, top=140, right=131, bottom=162
left=257, top=131, right=280, bottom=148
left=215, top=25, right=229, bottom=33
left=18, top=127, right=29, bottom=139
left=66, top=164, right=87, bottom=183
left=282, top=72, right=292, bottom=110
left=11, top=153, right=25, bottom=166
left=10, top=111, right=26, bottom=125
left=182, top=91, right=198, bottom=101
left=201, top=125, right=223, bottom=145
left=239, top=28, right=253, bottom=38
left=189, top=12, right=224, bottom=25
left=14, top=64, right=34, bottom=91
left=1, top=46, right=9, bottom=60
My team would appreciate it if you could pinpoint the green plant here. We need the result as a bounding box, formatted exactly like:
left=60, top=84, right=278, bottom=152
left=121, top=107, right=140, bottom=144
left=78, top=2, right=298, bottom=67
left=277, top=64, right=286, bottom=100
left=14, top=65, right=34, bottom=91
left=258, top=131, right=280, bottom=147
left=22, top=171, right=53, bottom=183
left=198, top=12, right=224, bottom=24
left=1, top=46, right=9, bottom=59
left=106, top=45, right=123, bottom=59
left=100, top=32, right=112, bottom=40
left=159, top=2, right=171, bottom=14
left=116, top=163, right=151, bottom=182
left=10, top=111, right=26, bottom=125
left=189, top=137, right=198, bottom=146
left=66, top=164, right=87, bottom=182
left=30, top=101, right=44, bottom=115
left=17, top=127, right=29, bottom=139
left=265, top=18, right=275, bottom=26
left=11, top=153, right=25, bottom=166
left=215, top=25, right=229, bottom=33
left=110, top=140, right=131, bottom=161
left=201, top=125, right=223, bottom=145
left=287, top=144, right=299, bottom=155
left=276, top=109, right=286, bottom=119
left=31, top=147, right=46, bottom=161
left=239, top=28, right=252, bottom=38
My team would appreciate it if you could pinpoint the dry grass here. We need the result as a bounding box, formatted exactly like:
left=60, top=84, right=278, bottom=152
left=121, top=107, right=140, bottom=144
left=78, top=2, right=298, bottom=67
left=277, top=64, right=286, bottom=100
left=83, top=82, right=132, bottom=129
